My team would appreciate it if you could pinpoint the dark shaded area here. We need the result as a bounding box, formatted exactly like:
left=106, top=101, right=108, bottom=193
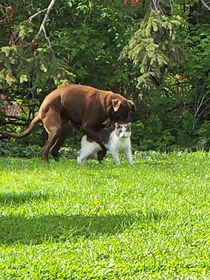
left=0, top=191, right=49, bottom=206
left=0, top=213, right=136, bottom=245
left=0, top=191, right=167, bottom=245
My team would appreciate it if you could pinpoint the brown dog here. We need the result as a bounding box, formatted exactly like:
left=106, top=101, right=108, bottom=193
left=4, top=84, right=135, bottom=162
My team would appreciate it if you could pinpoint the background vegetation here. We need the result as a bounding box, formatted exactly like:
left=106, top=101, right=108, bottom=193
left=1, top=0, right=210, bottom=156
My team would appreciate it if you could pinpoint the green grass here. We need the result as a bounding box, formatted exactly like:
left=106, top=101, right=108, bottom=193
left=1, top=151, right=210, bottom=279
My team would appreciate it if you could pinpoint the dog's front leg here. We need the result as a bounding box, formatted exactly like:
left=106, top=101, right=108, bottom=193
left=97, top=151, right=105, bottom=162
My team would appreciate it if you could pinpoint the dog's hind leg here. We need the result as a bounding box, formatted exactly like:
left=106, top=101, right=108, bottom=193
left=42, top=128, right=63, bottom=162
left=41, top=111, right=63, bottom=162
left=51, top=122, right=72, bottom=161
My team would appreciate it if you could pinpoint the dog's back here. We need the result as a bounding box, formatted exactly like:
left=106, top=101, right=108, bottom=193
left=77, top=123, right=133, bottom=165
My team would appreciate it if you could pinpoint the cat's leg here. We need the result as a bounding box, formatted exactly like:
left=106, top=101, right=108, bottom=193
left=125, top=149, right=133, bottom=165
left=77, top=150, right=87, bottom=164
left=77, top=145, right=97, bottom=164
left=110, top=148, right=120, bottom=165
left=78, top=136, right=103, bottom=164
left=77, top=136, right=98, bottom=164
left=124, top=141, right=133, bottom=165
left=77, top=146, right=95, bottom=164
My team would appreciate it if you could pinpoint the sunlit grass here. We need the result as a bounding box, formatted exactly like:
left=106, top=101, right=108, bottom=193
left=1, top=151, right=210, bottom=279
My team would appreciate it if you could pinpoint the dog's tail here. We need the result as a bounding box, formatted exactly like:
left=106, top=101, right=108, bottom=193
left=4, top=114, right=41, bottom=138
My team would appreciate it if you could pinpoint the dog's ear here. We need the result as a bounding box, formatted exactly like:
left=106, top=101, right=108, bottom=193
left=128, top=100, right=136, bottom=112
left=112, top=99, right=121, bottom=112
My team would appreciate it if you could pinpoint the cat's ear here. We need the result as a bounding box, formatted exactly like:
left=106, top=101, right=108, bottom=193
left=125, top=122, right=131, bottom=132
left=128, top=100, right=136, bottom=113
left=115, top=122, right=119, bottom=128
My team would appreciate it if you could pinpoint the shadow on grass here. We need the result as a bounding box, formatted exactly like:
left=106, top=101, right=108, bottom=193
left=0, top=191, right=49, bottom=205
left=0, top=192, right=168, bottom=246
left=0, top=209, right=168, bottom=245
left=0, top=213, right=136, bottom=245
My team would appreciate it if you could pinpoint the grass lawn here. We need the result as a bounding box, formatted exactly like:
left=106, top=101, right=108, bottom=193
left=0, top=151, right=210, bottom=279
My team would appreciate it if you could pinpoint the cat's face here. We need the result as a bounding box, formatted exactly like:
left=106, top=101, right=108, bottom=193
left=115, top=122, right=131, bottom=139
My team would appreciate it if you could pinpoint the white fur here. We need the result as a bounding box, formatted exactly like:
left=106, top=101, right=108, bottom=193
left=77, top=123, right=133, bottom=165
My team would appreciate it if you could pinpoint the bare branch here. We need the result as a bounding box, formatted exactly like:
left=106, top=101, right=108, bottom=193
left=42, top=25, right=52, bottom=48
left=23, top=0, right=56, bottom=49
left=151, top=0, right=164, bottom=14
left=0, top=4, right=7, bottom=9
left=28, top=9, right=46, bottom=22
left=200, top=0, right=210, bottom=11
left=32, top=0, right=56, bottom=48
left=151, top=0, right=158, bottom=12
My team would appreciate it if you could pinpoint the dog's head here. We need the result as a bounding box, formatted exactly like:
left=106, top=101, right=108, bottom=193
left=106, top=95, right=136, bottom=123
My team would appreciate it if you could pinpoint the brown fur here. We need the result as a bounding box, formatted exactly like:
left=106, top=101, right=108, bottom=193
left=4, top=84, right=135, bottom=162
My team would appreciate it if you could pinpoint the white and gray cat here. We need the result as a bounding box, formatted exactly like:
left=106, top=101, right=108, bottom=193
left=77, top=122, right=133, bottom=165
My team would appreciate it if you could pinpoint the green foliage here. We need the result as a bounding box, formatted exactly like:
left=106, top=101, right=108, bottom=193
left=123, top=1, right=210, bottom=151
left=50, top=0, right=138, bottom=89
left=123, top=9, right=184, bottom=86
left=0, top=0, right=137, bottom=93
left=0, top=141, right=41, bottom=158
left=1, top=152, right=210, bottom=278
left=0, top=44, right=75, bottom=90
